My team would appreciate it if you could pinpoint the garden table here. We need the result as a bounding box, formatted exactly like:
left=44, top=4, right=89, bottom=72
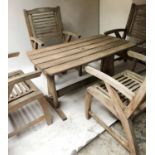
left=27, top=34, right=135, bottom=120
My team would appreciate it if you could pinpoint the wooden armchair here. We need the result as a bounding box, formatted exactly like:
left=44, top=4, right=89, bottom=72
left=104, top=3, right=146, bottom=62
left=24, top=6, right=82, bottom=75
left=8, top=52, right=52, bottom=138
left=24, top=7, right=81, bottom=49
left=84, top=52, right=146, bottom=155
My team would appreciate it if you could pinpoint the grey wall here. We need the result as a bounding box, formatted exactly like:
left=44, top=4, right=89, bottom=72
left=99, top=0, right=132, bottom=34
left=8, top=0, right=99, bottom=52
left=99, top=0, right=146, bottom=34
left=133, top=0, right=146, bottom=4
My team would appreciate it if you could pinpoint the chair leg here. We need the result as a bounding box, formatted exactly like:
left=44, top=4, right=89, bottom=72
left=85, top=91, right=93, bottom=119
left=38, top=96, right=52, bottom=125
left=78, top=66, right=83, bottom=76
left=132, top=60, right=137, bottom=71
left=121, top=118, right=138, bottom=155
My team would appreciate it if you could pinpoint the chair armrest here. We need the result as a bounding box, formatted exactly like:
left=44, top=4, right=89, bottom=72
left=128, top=51, right=146, bottom=62
left=62, top=30, right=81, bottom=42
left=104, top=28, right=126, bottom=39
left=63, top=31, right=81, bottom=38
left=8, top=70, right=41, bottom=86
left=85, top=66, right=134, bottom=100
left=8, top=52, right=20, bottom=58
left=30, top=37, right=44, bottom=49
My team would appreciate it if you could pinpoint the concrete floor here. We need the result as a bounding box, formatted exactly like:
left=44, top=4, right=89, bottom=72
left=78, top=112, right=146, bottom=155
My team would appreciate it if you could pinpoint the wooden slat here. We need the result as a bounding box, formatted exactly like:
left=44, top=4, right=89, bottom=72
left=34, top=22, right=57, bottom=29
left=33, top=37, right=121, bottom=65
left=13, top=85, right=21, bottom=96
left=37, top=40, right=126, bottom=69
left=32, top=14, right=55, bottom=20
left=32, top=16, right=56, bottom=23
left=27, top=35, right=104, bottom=56
left=35, top=26, right=56, bottom=32
left=44, top=42, right=135, bottom=75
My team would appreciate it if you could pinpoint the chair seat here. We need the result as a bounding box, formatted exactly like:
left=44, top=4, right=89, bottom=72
left=88, top=70, right=144, bottom=105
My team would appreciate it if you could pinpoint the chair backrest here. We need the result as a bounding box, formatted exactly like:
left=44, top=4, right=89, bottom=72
left=125, top=3, right=146, bottom=44
left=24, top=7, right=64, bottom=44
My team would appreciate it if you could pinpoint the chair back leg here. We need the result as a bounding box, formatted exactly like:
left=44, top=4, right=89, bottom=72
left=85, top=91, right=93, bottom=119
left=38, top=96, right=52, bottom=125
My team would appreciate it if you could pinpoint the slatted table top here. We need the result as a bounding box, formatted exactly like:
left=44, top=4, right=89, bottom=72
left=27, top=35, right=135, bottom=76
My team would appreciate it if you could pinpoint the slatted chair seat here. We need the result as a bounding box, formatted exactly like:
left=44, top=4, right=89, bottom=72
left=8, top=52, right=52, bottom=138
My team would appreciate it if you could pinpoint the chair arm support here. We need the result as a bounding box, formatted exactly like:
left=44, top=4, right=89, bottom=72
left=8, top=52, right=20, bottom=58
left=85, top=66, right=134, bottom=100
left=104, top=29, right=126, bottom=39
left=8, top=70, right=41, bottom=86
left=104, top=29, right=126, bottom=35
left=63, top=30, right=81, bottom=38
left=128, top=51, right=146, bottom=62
left=63, top=30, right=81, bottom=42
left=30, top=37, right=44, bottom=47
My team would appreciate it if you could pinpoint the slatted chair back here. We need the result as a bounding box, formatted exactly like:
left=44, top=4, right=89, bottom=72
left=24, top=7, right=64, bottom=46
left=125, top=3, right=146, bottom=45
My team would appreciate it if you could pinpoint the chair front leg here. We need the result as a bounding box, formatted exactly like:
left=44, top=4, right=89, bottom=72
left=78, top=66, right=83, bottom=76
left=85, top=91, right=93, bottom=119
left=121, top=118, right=138, bottom=155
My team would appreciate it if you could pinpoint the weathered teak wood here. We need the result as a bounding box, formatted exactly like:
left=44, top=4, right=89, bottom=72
left=27, top=35, right=135, bottom=108
left=84, top=63, right=145, bottom=154
left=104, top=3, right=146, bottom=63
left=8, top=53, right=52, bottom=138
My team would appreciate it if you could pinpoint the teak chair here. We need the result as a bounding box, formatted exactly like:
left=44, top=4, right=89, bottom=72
left=84, top=51, right=146, bottom=155
left=104, top=3, right=146, bottom=66
left=24, top=6, right=81, bottom=49
left=8, top=52, right=52, bottom=138
left=24, top=6, right=82, bottom=75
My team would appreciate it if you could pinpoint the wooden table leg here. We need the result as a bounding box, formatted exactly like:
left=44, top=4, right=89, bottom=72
left=46, top=75, right=59, bottom=108
left=100, top=55, right=114, bottom=76
left=45, top=96, right=67, bottom=121
left=45, top=74, right=67, bottom=121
